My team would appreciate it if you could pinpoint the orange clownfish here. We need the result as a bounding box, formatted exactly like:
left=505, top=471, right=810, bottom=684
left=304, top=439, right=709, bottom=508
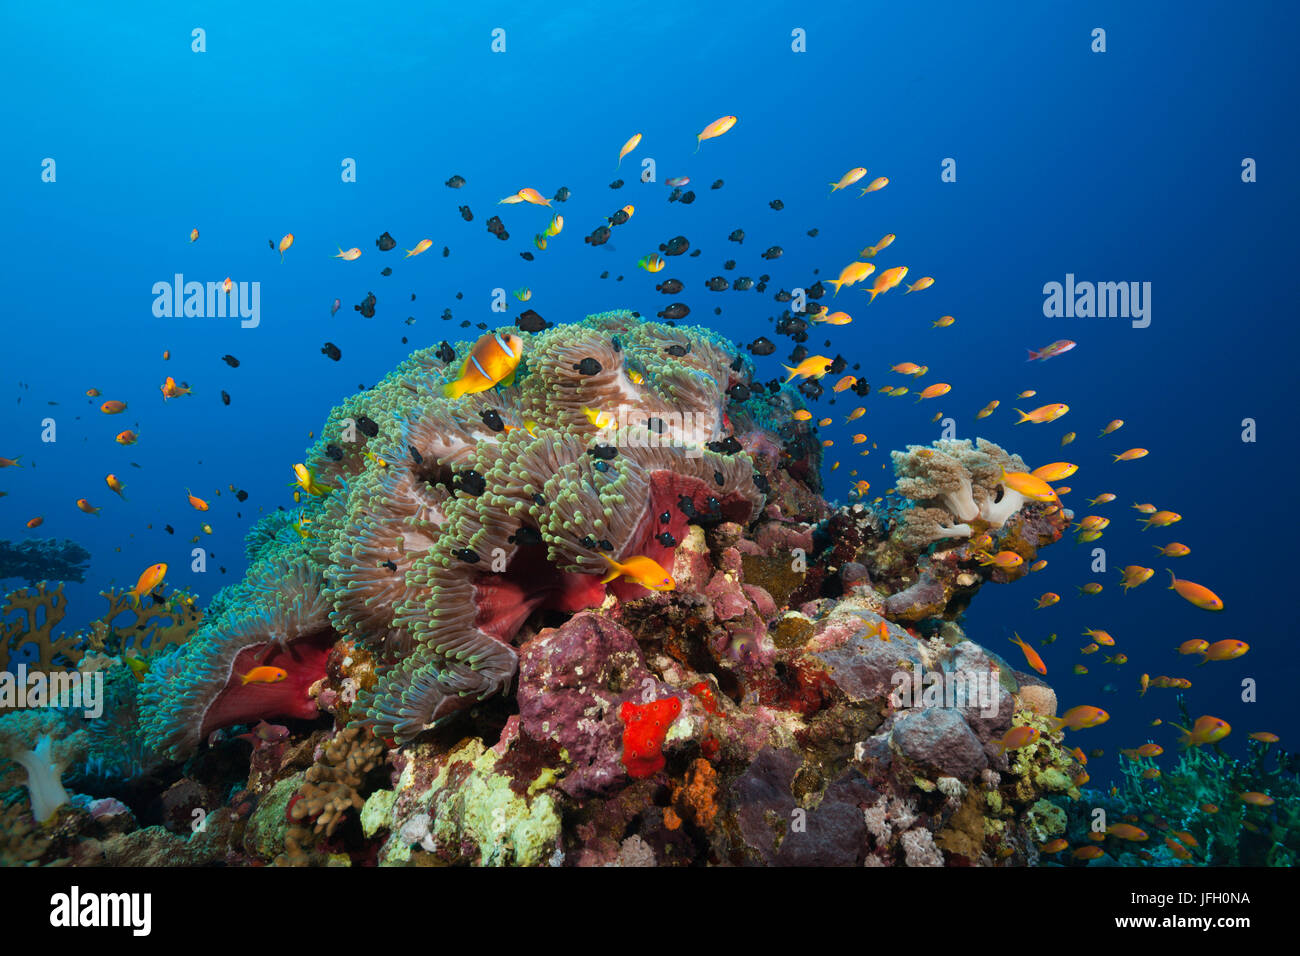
left=443, top=332, right=523, bottom=399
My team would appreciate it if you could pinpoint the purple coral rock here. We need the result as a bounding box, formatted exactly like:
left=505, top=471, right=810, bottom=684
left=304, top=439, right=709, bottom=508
left=705, top=570, right=750, bottom=622
left=840, top=561, right=871, bottom=589
left=516, top=612, right=682, bottom=798
left=889, top=707, right=988, bottom=780
left=733, top=748, right=875, bottom=866
left=810, top=620, right=924, bottom=704
left=742, top=583, right=777, bottom=620
left=884, top=571, right=946, bottom=619
left=944, top=642, right=1014, bottom=742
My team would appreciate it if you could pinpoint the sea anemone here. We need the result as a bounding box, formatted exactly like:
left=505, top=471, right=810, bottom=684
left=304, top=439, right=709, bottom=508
left=140, top=312, right=767, bottom=754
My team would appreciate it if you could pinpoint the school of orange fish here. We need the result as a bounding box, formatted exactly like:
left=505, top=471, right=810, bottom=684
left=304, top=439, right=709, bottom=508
left=1, top=116, right=1272, bottom=854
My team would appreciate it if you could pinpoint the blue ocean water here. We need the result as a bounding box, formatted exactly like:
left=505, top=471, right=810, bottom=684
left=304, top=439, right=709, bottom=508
left=1, top=0, right=1296, bottom=788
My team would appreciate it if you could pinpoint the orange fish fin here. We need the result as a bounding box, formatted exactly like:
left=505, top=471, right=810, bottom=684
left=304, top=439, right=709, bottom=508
left=600, top=558, right=622, bottom=585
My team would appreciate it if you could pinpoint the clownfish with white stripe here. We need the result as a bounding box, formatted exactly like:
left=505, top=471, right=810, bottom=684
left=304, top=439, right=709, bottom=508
left=443, top=332, right=524, bottom=399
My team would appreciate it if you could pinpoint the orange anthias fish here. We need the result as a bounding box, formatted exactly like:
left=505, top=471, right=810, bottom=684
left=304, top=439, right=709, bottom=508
left=1027, top=339, right=1076, bottom=361
left=904, top=276, right=934, bottom=294
left=1107, top=824, right=1149, bottom=842
left=1051, top=705, right=1110, bottom=731
left=1031, top=462, right=1077, bottom=482
left=830, top=167, right=867, bottom=192
left=782, top=355, right=835, bottom=382
left=1119, top=566, right=1154, bottom=591
left=860, top=233, right=895, bottom=257
left=977, top=550, right=1024, bottom=570
left=914, top=383, right=950, bottom=401
left=1035, top=592, right=1060, bottom=609
left=995, top=725, right=1041, bottom=755
left=617, top=132, right=642, bottom=167
left=1009, top=633, right=1047, bottom=675
left=932, top=314, right=955, bottom=327
left=444, top=332, right=524, bottom=399
left=1099, top=419, right=1124, bottom=436
left=1172, top=715, right=1231, bottom=748
left=1198, top=639, right=1249, bottom=664
left=101, top=400, right=127, bottom=414
left=404, top=238, right=434, bottom=258
left=1167, top=571, right=1224, bottom=611
left=76, top=498, right=101, bottom=515
left=695, top=115, right=737, bottom=151
left=105, top=474, right=127, bottom=499
left=1138, top=510, right=1181, bottom=529
left=186, top=488, right=209, bottom=511
left=26, top=516, right=43, bottom=528
left=334, top=247, right=362, bottom=261
left=1087, top=493, right=1116, bottom=505
left=127, top=562, right=167, bottom=607
left=1113, top=448, right=1149, bottom=462
left=1155, top=542, right=1191, bottom=557
left=863, top=266, right=908, bottom=304
left=241, top=666, right=288, bottom=686
left=859, top=176, right=888, bottom=195
left=161, top=376, right=191, bottom=400
left=1075, top=515, right=1109, bottom=532
left=515, top=188, right=552, bottom=206
left=1014, top=403, right=1069, bottom=424
left=0, top=456, right=22, bottom=468
left=601, top=554, right=675, bottom=591
left=115, top=430, right=138, bottom=445
left=189, top=227, right=199, bottom=242
left=1000, top=469, right=1058, bottom=503
left=278, top=233, right=294, bottom=262
left=828, top=260, right=875, bottom=295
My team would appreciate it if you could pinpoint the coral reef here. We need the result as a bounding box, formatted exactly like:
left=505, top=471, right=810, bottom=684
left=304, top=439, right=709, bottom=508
left=0, top=581, right=202, bottom=676
left=0, top=537, right=91, bottom=587
left=1055, top=706, right=1298, bottom=866
left=14, top=314, right=1092, bottom=867
left=277, top=726, right=385, bottom=865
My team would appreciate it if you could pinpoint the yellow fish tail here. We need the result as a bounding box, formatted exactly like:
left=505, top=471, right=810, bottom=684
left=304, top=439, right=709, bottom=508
left=1014, top=408, right=1031, bottom=424
left=600, top=557, right=623, bottom=584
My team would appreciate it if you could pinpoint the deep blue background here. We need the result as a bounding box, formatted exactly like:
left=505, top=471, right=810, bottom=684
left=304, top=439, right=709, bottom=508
left=2, top=1, right=1296, bottom=787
